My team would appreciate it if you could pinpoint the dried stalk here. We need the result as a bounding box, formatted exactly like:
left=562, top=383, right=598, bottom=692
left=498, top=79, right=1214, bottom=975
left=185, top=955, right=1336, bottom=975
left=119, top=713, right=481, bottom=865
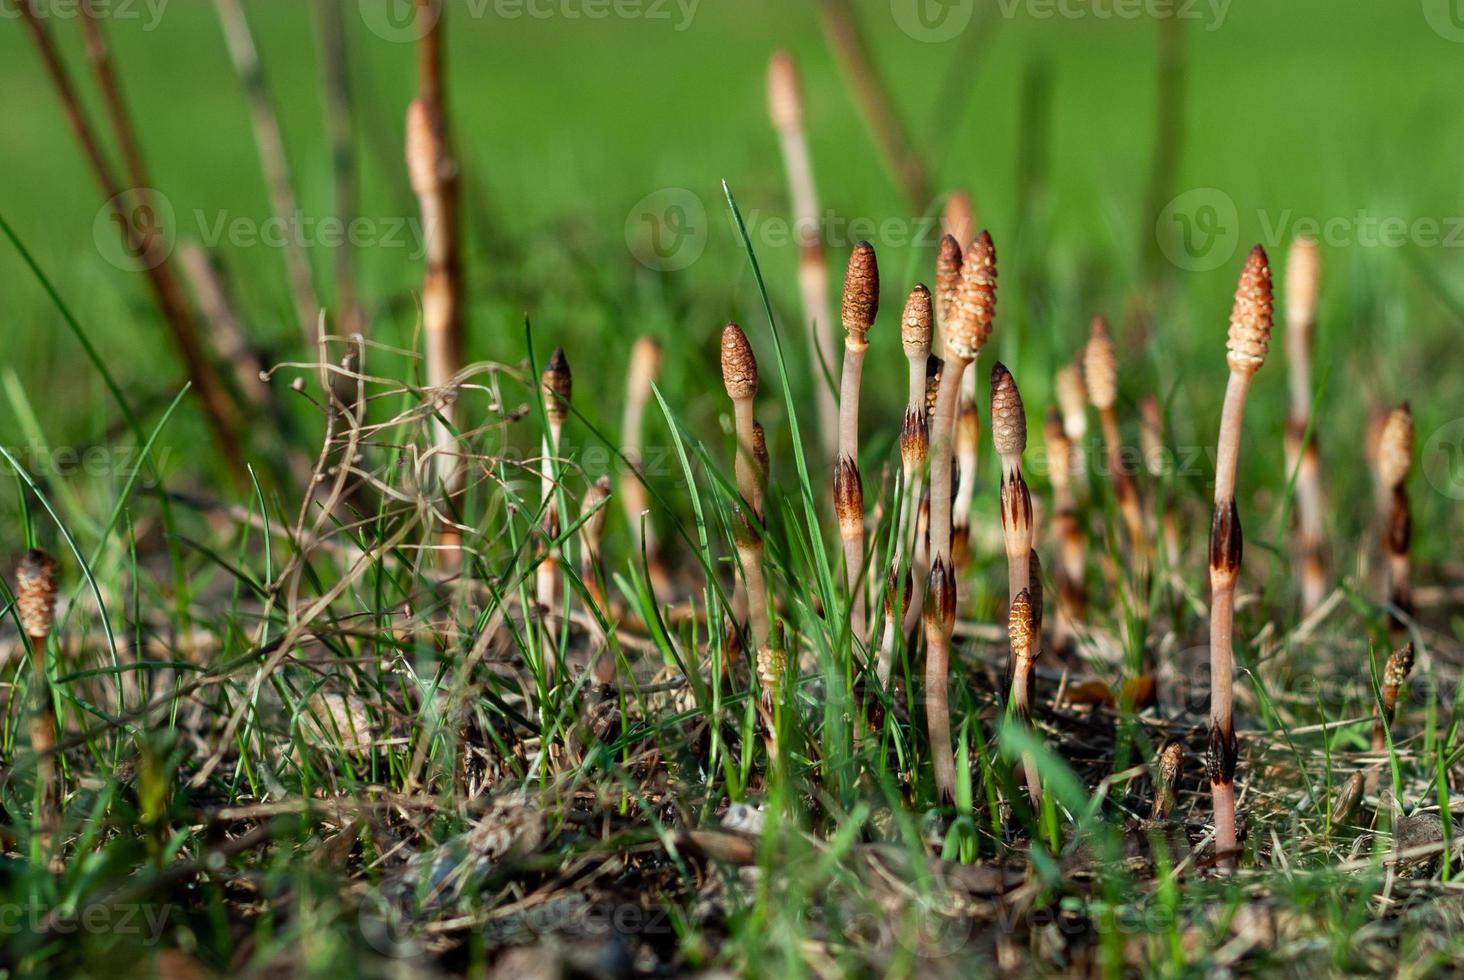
left=1378, top=404, right=1414, bottom=639
left=620, top=336, right=671, bottom=598
left=19, top=2, right=244, bottom=471
left=767, top=51, right=838, bottom=464
left=816, top=0, right=931, bottom=208
left=1284, top=236, right=1325, bottom=613
left=1008, top=588, right=1041, bottom=808
left=837, top=242, right=879, bottom=639
left=16, top=550, right=60, bottom=849
left=1208, top=244, right=1274, bottom=870
left=213, top=0, right=321, bottom=340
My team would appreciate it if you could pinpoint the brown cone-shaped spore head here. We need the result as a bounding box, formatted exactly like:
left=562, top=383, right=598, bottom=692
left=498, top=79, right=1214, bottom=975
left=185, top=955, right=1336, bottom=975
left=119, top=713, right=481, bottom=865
left=990, top=362, right=1026, bottom=457
left=543, top=347, right=572, bottom=423
left=1384, top=642, right=1415, bottom=691
left=833, top=455, right=864, bottom=537
left=944, top=231, right=996, bottom=362
left=1286, top=236, right=1320, bottom=331
left=1083, top=316, right=1117, bottom=411
left=841, top=241, right=879, bottom=344
left=720, top=323, right=759, bottom=401
left=766, top=50, right=802, bottom=131
left=901, top=284, right=933, bottom=359
left=1227, top=245, right=1274, bottom=375
left=1377, top=403, right=1414, bottom=490
left=935, top=235, right=962, bottom=325
left=900, top=406, right=929, bottom=471
left=16, top=549, right=59, bottom=640
left=1055, top=362, right=1087, bottom=438
left=924, top=557, right=956, bottom=631
left=1008, top=588, right=1035, bottom=665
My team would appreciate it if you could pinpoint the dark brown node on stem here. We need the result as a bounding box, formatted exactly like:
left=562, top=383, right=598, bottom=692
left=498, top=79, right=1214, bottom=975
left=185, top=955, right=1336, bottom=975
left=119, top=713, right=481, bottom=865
left=886, top=560, right=913, bottom=620
left=542, top=347, right=572, bottom=423
left=16, top=549, right=59, bottom=640
left=720, top=323, right=759, bottom=401
left=1386, top=487, right=1412, bottom=555
left=731, top=504, right=761, bottom=551
left=840, top=241, right=879, bottom=343
left=833, top=455, right=865, bottom=537
left=1209, top=498, right=1242, bottom=576
left=1207, top=721, right=1238, bottom=785
left=1000, top=472, right=1033, bottom=536
left=924, top=557, right=956, bottom=631
left=900, top=407, right=929, bottom=471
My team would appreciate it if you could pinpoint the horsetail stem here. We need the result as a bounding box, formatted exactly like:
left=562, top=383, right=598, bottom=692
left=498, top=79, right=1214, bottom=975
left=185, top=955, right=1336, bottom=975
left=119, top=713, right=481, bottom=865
left=837, top=241, right=878, bottom=641
left=1284, top=236, right=1327, bottom=614
left=1378, top=403, right=1414, bottom=639
left=1208, top=244, right=1274, bottom=870
left=1084, top=314, right=1148, bottom=568
left=620, top=335, right=671, bottom=599
left=537, top=347, right=573, bottom=684
left=923, top=556, right=957, bottom=803
left=767, top=50, right=839, bottom=464
left=579, top=476, right=617, bottom=685
left=16, top=549, right=60, bottom=845
left=1008, top=587, right=1041, bottom=808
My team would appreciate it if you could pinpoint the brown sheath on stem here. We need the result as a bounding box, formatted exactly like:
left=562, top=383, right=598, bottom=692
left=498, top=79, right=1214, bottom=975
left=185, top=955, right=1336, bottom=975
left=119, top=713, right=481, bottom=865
left=835, top=456, right=868, bottom=640
left=768, top=50, right=839, bottom=464
left=1208, top=244, right=1273, bottom=870
left=1151, top=740, right=1184, bottom=822
left=1008, top=588, right=1042, bottom=808
left=923, top=557, right=958, bottom=803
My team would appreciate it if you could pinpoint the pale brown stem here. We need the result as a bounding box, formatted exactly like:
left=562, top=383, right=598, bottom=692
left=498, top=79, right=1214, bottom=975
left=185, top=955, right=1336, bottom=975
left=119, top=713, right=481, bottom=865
left=732, top=398, right=761, bottom=517
left=621, top=340, right=668, bottom=596
left=924, top=618, right=955, bottom=803
left=953, top=407, right=978, bottom=542
left=902, top=490, right=929, bottom=639
left=928, top=357, right=972, bottom=567
left=26, top=632, right=59, bottom=848
left=538, top=427, right=563, bottom=685
left=838, top=346, right=867, bottom=636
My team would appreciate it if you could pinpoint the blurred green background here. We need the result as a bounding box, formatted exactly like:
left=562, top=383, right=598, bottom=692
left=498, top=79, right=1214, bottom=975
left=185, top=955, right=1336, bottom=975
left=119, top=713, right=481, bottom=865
left=3, top=0, right=1462, bottom=551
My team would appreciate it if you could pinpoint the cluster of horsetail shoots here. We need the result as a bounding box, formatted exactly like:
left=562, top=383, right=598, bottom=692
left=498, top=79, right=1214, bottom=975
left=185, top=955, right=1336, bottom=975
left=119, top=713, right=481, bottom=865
left=767, top=50, right=839, bottom=463
left=1377, top=403, right=1414, bottom=638
left=1208, top=244, right=1274, bottom=869
left=1284, top=236, right=1327, bottom=614
left=837, top=242, right=879, bottom=641
left=16, top=550, right=61, bottom=845
left=721, top=324, right=777, bottom=720
left=1084, top=316, right=1147, bottom=570
left=620, top=335, right=672, bottom=598
left=538, top=349, right=572, bottom=683
left=926, top=230, right=997, bottom=803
